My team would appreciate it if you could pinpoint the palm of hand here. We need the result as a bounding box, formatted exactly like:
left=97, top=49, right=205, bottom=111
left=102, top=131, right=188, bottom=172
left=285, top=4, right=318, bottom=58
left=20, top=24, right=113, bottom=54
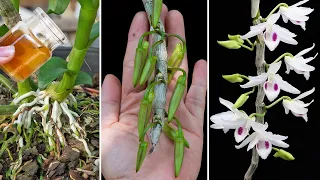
left=101, top=5, right=207, bottom=180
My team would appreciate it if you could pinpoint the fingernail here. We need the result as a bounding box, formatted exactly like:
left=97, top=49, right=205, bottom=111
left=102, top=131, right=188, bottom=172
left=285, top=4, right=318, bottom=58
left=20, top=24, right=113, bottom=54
left=0, top=46, right=15, bottom=57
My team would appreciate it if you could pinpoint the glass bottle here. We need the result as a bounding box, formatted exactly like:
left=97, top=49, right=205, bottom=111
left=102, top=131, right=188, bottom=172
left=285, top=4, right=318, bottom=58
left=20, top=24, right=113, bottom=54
left=0, top=7, right=68, bottom=82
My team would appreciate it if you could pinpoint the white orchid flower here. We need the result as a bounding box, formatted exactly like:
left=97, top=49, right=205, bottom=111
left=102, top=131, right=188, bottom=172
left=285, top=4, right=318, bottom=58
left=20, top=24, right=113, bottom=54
left=240, top=61, right=300, bottom=102
left=241, top=13, right=297, bottom=51
left=285, top=43, right=317, bottom=80
left=210, top=98, right=255, bottom=143
left=279, top=0, right=314, bottom=30
left=283, top=87, right=315, bottom=122
left=235, top=121, right=289, bottom=159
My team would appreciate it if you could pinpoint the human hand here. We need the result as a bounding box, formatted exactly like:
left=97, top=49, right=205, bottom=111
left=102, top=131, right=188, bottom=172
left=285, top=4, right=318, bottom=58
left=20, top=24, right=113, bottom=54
left=101, top=5, right=207, bottom=180
left=0, top=46, right=14, bottom=64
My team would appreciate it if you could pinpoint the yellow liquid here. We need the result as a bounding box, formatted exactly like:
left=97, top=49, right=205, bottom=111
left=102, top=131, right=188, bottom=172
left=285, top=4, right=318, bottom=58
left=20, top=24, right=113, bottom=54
left=0, top=30, right=51, bottom=82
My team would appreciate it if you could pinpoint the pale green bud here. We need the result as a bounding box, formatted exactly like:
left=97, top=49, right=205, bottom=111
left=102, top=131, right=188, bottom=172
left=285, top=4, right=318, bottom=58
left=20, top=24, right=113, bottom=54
left=228, top=34, right=244, bottom=44
left=273, top=149, right=295, bottom=161
left=217, top=40, right=241, bottom=49
left=233, top=94, right=249, bottom=109
left=222, top=74, right=244, bottom=83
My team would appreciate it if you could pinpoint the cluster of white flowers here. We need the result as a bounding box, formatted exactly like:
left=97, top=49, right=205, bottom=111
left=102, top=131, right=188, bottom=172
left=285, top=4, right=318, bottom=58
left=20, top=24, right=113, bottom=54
left=211, top=0, right=316, bottom=160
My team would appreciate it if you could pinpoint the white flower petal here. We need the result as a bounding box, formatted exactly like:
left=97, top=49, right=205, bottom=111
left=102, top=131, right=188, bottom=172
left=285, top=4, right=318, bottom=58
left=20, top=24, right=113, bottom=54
left=268, top=133, right=288, bottom=141
left=268, top=61, right=282, bottom=74
left=210, top=124, right=224, bottom=129
left=296, top=7, right=314, bottom=15
left=292, top=0, right=309, bottom=7
left=256, top=140, right=272, bottom=159
left=247, top=136, right=259, bottom=151
left=234, top=125, right=249, bottom=143
left=281, top=14, right=289, bottom=23
left=295, top=43, right=315, bottom=57
left=284, top=59, right=292, bottom=74
left=273, top=24, right=296, bottom=38
left=240, top=28, right=264, bottom=39
left=294, top=87, right=315, bottom=100
left=251, top=121, right=268, bottom=132
left=223, top=128, right=230, bottom=134
left=285, top=57, right=315, bottom=72
left=302, top=53, right=317, bottom=63
left=240, top=73, right=268, bottom=88
left=250, top=22, right=267, bottom=31
left=264, top=29, right=280, bottom=51
left=267, top=13, right=281, bottom=25
left=219, top=98, right=234, bottom=110
left=269, top=139, right=290, bottom=148
left=263, top=81, right=280, bottom=102
left=275, top=74, right=300, bottom=94
left=304, top=72, right=310, bottom=80
left=283, top=100, right=308, bottom=114
left=235, top=132, right=256, bottom=149
left=284, top=104, right=290, bottom=114
left=302, top=114, right=308, bottom=122
left=285, top=8, right=309, bottom=21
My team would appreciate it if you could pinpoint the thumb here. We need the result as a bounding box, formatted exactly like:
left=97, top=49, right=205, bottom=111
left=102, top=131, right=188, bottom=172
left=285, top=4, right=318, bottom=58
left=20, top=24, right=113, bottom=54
left=0, top=46, right=15, bottom=64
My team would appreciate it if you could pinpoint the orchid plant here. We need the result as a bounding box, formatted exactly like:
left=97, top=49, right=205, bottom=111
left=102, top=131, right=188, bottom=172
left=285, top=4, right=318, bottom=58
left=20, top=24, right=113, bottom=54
left=0, top=0, right=99, bottom=179
left=211, top=0, right=315, bottom=179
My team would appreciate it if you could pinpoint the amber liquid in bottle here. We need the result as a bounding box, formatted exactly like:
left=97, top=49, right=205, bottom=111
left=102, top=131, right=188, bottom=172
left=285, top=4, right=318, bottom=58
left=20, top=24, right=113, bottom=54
left=0, top=30, right=51, bottom=82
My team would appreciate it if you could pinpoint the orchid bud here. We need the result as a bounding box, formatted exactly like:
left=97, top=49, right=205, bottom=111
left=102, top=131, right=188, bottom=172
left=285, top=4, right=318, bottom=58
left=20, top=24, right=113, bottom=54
left=217, top=40, right=241, bottom=49
left=136, top=141, right=148, bottom=172
left=152, top=0, right=162, bottom=29
left=273, top=149, right=295, bottom=161
left=233, top=94, right=249, bottom=109
left=141, top=41, right=149, bottom=67
left=168, top=75, right=186, bottom=121
left=140, top=56, right=157, bottom=85
left=133, top=48, right=143, bottom=87
left=228, top=34, right=244, bottom=44
left=163, top=122, right=190, bottom=148
left=174, top=120, right=185, bottom=177
left=222, top=74, right=244, bottom=83
left=168, top=42, right=184, bottom=67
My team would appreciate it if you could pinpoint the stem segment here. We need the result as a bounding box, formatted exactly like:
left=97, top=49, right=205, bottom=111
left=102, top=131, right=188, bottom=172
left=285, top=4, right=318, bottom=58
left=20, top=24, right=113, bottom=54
left=244, top=1, right=266, bottom=179
left=53, top=6, right=98, bottom=101
left=142, top=0, right=168, bottom=153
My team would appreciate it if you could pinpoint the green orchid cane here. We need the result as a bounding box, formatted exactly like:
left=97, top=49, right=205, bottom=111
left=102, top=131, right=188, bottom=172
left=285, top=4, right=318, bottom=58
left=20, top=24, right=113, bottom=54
left=167, top=67, right=187, bottom=121
left=138, top=81, right=162, bottom=139
left=174, top=117, right=185, bottom=177
left=139, top=39, right=164, bottom=85
left=51, top=0, right=99, bottom=101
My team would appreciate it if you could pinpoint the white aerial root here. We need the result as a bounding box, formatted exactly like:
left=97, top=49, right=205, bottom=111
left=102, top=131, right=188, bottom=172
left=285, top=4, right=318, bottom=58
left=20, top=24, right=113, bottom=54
left=10, top=89, right=92, bottom=158
left=72, top=134, right=92, bottom=157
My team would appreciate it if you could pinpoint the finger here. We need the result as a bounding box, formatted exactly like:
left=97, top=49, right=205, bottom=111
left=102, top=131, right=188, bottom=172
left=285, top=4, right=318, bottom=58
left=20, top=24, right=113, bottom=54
left=185, top=60, right=207, bottom=125
left=165, top=10, right=188, bottom=99
left=0, top=46, right=15, bottom=64
left=122, top=12, right=149, bottom=97
left=101, top=74, right=122, bottom=128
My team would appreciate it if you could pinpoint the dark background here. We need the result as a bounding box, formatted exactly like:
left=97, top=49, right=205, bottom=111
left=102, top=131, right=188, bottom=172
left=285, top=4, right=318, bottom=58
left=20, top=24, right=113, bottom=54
left=210, top=0, right=319, bottom=180
left=102, top=0, right=207, bottom=179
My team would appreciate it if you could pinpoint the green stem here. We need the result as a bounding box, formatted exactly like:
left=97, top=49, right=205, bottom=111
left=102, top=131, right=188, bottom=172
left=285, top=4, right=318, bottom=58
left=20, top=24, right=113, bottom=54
left=262, top=3, right=289, bottom=21
left=244, top=87, right=256, bottom=96
left=271, top=52, right=294, bottom=64
left=17, top=79, right=32, bottom=102
left=239, top=41, right=256, bottom=51
left=265, top=96, right=291, bottom=109
left=238, top=74, right=250, bottom=81
left=272, top=147, right=280, bottom=151
left=0, top=105, right=18, bottom=115
left=0, top=74, right=17, bottom=94
left=10, top=0, right=19, bottom=11
left=138, top=31, right=161, bottom=47
left=167, top=67, right=187, bottom=78
left=6, top=148, right=13, bottom=161
left=249, top=112, right=266, bottom=119
left=245, top=39, right=253, bottom=46
left=147, top=39, right=164, bottom=59
left=166, top=34, right=187, bottom=54
left=140, top=122, right=157, bottom=142
left=53, top=6, right=98, bottom=101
